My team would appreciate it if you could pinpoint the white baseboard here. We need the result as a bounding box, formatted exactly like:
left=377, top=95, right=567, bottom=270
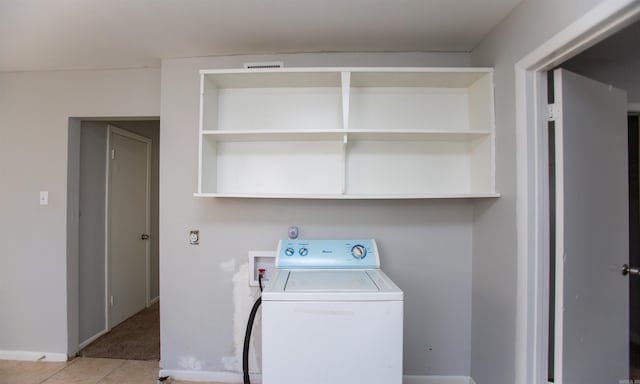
left=404, top=376, right=475, bottom=384
left=0, top=350, right=68, bottom=362
left=78, top=329, right=108, bottom=350
left=158, top=370, right=473, bottom=384
left=149, top=296, right=160, bottom=306
left=159, top=369, right=261, bottom=383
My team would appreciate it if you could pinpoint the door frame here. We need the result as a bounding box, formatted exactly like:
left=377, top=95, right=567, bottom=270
left=515, top=1, right=640, bottom=383
left=105, top=125, right=152, bottom=331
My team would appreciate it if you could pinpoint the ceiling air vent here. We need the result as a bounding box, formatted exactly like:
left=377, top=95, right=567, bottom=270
left=243, top=61, right=284, bottom=70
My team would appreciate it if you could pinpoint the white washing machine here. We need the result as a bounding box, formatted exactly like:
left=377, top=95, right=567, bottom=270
left=262, top=239, right=403, bottom=384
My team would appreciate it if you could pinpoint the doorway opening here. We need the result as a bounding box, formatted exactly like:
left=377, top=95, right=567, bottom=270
left=630, top=113, right=640, bottom=378
left=66, top=118, right=160, bottom=361
left=513, top=2, right=640, bottom=382
left=545, top=20, right=640, bottom=382
left=547, top=65, right=629, bottom=383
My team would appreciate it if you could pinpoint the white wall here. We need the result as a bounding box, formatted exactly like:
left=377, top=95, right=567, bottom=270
left=469, top=0, right=610, bottom=383
left=0, top=68, right=160, bottom=357
left=159, top=52, right=477, bottom=378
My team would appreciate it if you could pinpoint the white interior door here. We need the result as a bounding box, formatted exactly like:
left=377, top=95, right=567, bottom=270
left=554, top=68, right=628, bottom=383
left=108, top=127, right=151, bottom=328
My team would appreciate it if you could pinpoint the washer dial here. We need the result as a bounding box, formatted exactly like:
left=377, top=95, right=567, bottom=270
left=285, top=247, right=295, bottom=256
left=351, top=245, right=367, bottom=259
left=299, top=247, right=309, bottom=256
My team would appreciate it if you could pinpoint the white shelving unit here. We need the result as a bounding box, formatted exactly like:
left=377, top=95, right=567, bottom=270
left=196, top=67, right=499, bottom=199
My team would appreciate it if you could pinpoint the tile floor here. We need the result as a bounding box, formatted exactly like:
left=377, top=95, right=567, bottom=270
left=0, top=357, right=225, bottom=384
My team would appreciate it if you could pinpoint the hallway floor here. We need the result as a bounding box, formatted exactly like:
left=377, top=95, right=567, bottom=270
left=79, top=302, right=160, bottom=361
left=0, top=357, right=223, bottom=384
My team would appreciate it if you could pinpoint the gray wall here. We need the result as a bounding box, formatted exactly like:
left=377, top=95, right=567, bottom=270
left=159, top=52, right=476, bottom=376
left=78, top=122, right=108, bottom=343
left=564, top=21, right=640, bottom=104
left=0, top=68, right=160, bottom=357
left=66, top=119, right=82, bottom=356
left=77, top=120, right=160, bottom=345
left=565, top=57, right=640, bottom=104
left=470, top=0, right=611, bottom=383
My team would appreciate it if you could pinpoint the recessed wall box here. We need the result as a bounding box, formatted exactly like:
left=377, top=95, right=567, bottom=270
left=248, top=251, right=276, bottom=287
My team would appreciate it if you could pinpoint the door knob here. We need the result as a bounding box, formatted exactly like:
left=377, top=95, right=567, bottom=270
left=140, top=234, right=150, bottom=240
left=621, top=264, right=640, bottom=276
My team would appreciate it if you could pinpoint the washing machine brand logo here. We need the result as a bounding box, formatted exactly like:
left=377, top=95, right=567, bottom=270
left=322, top=249, right=333, bottom=254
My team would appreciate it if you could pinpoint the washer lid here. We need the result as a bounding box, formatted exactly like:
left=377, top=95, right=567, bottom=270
left=262, top=268, right=403, bottom=301
left=285, top=270, right=378, bottom=292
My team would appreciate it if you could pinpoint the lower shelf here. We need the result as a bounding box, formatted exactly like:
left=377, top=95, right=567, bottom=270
left=199, top=132, right=495, bottom=199
left=194, top=192, right=500, bottom=199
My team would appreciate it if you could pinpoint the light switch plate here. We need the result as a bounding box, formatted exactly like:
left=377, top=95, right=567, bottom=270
left=40, top=191, right=48, bottom=205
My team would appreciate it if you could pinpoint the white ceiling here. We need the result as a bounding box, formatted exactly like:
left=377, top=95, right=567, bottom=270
left=0, top=0, right=523, bottom=72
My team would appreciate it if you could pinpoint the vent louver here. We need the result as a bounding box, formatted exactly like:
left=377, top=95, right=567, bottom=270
left=243, top=61, right=284, bottom=70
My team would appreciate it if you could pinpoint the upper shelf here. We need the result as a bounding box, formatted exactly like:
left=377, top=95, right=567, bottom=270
left=200, top=67, right=492, bottom=88
left=349, top=70, right=491, bottom=88
left=202, top=70, right=341, bottom=89
left=201, top=68, right=494, bottom=133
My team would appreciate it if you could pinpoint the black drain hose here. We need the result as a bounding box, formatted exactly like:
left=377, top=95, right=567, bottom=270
left=243, top=273, right=263, bottom=384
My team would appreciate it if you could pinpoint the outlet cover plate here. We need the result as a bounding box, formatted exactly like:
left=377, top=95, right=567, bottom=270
left=189, top=230, right=199, bottom=245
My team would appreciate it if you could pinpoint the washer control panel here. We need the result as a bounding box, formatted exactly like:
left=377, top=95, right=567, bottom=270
left=276, top=239, right=379, bottom=269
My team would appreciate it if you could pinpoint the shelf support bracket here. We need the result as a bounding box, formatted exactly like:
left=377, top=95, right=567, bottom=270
left=341, top=72, right=351, bottom=130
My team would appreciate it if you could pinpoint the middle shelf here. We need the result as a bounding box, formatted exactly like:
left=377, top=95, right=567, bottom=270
left=201, top=129, right=492, bottom=142
left=200, top=130, right=493, bottom=196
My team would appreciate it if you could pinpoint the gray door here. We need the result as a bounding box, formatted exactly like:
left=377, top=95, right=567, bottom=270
left=108, top=127, right=151, bottom=328
left=553, top=68, right=628, bottom=383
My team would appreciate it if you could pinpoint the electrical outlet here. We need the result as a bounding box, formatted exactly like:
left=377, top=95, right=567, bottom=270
left=248, top=251, right=276, bottom=287
left=189, top=230, right=199, bottom=245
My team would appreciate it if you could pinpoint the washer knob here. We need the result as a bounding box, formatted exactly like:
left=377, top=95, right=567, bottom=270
left=351, top=245, right=367, bottom=259
left=299, top=247, right=309, bottom=256
left=285, top=247, right=295, bottom=256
